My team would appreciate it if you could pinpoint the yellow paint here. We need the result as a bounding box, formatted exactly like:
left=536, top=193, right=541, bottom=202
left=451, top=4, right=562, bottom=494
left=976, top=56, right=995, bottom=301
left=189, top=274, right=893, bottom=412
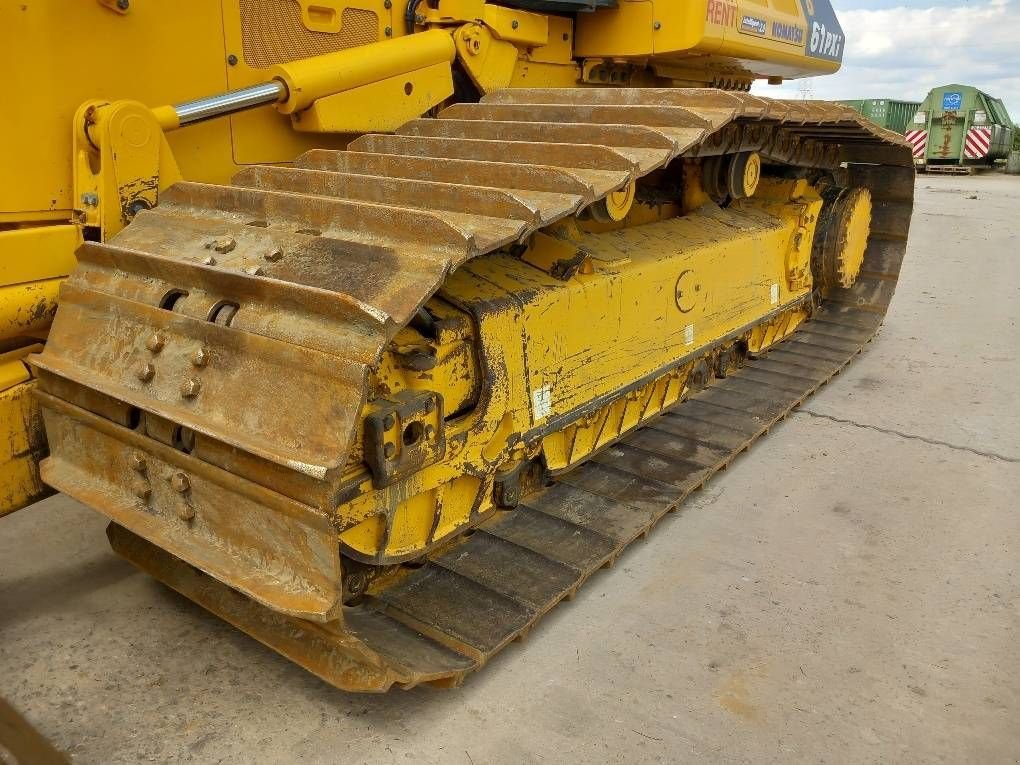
left=0, top=378, right=50, bottom=518
left=576, top=0, right=839, bottom=82
left=0, top=359, right=30, bottom=394
left=3, top=0, right=446, bottom=227
left=371, top=300, right=480, bottom=428
left=294, top=0, right=354, bottom=33
left=591, top=181, right=637, bottom=223
left=0, top=345, right=49, bottom=517
left=291, top=62, right=455, bottom=133
left=340, top=180, right=821, bottom=561
left=0, top=226, right=79, bottom=292
left=507, top=205, right=809, bottom=424
left=528, top=16, right=575, bottom=65
left=386, top=489, right=440, bottom=558
left=519, top=230, right=593, bottom=278
left=482, top=4, right=548, bottom=46
left=5, top=0, right=227, bottom=223
left=820, top=188, right=872, bottom=289
left=73, top=100, right=183, bottom=239
left=271, top=30, right=456, bottom=113
left=456, top=24, right=519, bottom=93
left=509, top=59, right=583, bottom=89
left=1, top=0, right=838, bottom=225
left=0, top=224, right=78, bottom=515
left=735, top=177, right=823, bottom=291
left=0, top=281, right=62, bottom=344
left=839, top=195, right=872, bottom=285
left=423, top=0, right=486, bottom=23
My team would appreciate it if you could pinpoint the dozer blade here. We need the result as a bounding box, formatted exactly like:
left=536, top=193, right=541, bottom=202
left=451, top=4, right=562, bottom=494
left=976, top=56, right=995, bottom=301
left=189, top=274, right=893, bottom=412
left=33, top=90, right=913, bottom=691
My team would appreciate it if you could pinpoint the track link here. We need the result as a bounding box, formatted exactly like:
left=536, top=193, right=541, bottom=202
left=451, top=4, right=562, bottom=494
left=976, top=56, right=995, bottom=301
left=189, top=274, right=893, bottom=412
left=37, top=89, right=914, bottom=691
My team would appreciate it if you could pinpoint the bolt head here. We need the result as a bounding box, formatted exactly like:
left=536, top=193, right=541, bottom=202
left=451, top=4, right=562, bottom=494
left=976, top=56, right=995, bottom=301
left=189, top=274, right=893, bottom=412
left=202, top=255, right=217, bottom=266
left=383, top=443, right=396, bottom=459
left=127, top=199, right=150, bottom=218
left=382, top=414, right=396, bottom=431
left=346, top=571, right=367, bottom=596
left=191, top=348, right=208, bottom=368
left=180, top=378, right=202, bottom=398
left=136, top=363, right=155, bottom=382
left=511, top=19, right=519, bottom=29
left=244, top=264, right=264, bottom=276
left=117, top=0, right=130, bottom=9
left=135, top=486, right=152, bottom=501
left=177, top=503, right=196, bottom=521
left=227, top=54, right=238, bottom=66
left=653, top=20, right=662, bottom=29
left=145, top=333, right=165, bottom=353
left=81, top=192, right=99, bottom=207
left=384, top=26, right=392, bottom=36
left=263, top=247, right=283, bottom=262
left=130, top=453, right=147, bottom=473
left=170, top=472, right=191, bottom=493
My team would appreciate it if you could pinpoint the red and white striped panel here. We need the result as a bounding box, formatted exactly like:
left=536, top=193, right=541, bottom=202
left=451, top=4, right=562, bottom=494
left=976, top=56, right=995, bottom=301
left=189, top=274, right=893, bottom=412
left=964, top=126, right=992, bottom=159
left=904, top=129, right=927, bottom=158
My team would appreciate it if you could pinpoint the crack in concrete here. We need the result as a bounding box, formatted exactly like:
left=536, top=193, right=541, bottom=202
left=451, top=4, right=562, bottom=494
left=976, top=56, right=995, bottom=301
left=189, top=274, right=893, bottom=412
left=795, top=409, right=1020, bottom=464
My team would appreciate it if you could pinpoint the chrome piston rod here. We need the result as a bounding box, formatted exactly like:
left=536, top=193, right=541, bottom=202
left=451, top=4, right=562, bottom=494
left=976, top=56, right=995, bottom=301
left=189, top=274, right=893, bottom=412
left=172, top=81, right=288, bottom=126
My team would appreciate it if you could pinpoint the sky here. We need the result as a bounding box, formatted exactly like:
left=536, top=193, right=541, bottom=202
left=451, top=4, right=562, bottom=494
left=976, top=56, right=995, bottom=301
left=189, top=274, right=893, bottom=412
left=750, top=0, right=1020, bottom=121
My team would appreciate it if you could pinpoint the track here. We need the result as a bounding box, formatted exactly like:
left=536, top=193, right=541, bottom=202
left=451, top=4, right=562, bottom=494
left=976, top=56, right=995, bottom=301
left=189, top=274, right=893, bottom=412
left=36, top=89, right=914, bottom=691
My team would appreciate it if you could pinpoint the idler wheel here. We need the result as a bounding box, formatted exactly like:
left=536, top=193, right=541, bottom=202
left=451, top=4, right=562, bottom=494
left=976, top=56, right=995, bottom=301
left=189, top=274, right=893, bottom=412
left=812, top=186, right=873, bottom=289
left=726, top=152, right=761, bottom=199
left=589, top=180, right=636, bottom=223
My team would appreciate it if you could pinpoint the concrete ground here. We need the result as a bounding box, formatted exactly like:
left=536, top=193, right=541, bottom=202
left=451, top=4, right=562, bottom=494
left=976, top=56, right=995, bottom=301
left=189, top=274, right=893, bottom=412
left=2, top=174, right=1018, bottom=764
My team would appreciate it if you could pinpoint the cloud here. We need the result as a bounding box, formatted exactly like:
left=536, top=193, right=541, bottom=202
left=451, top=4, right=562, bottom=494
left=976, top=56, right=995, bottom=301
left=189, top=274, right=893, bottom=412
left=752, top=0, right=1020, bottom=122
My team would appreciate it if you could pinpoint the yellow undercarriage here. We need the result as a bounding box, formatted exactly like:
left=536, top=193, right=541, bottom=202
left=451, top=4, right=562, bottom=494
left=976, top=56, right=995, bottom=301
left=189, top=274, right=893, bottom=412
left=341, top=177, right=823, bottom=563
left=27, top=77, right=911, bottom=690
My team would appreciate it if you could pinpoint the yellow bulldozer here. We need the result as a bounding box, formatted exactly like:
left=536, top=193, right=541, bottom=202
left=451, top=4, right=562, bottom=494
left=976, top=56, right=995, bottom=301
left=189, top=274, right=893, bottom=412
left=3, top=0, right=913, bottom=690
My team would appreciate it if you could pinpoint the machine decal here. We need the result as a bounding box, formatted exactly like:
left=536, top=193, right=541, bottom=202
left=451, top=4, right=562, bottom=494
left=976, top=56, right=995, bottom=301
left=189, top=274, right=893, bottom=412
left=740, top=15, right=767, bottom=35
left=798, top=0, right=844, bottom=62
left=532, top=385, right=553, bottom=420
left=942, top=91, right=963, bottom=111
left=706, top=0, right=738, bottom=28
left=771, top=21, right=805, bottom=45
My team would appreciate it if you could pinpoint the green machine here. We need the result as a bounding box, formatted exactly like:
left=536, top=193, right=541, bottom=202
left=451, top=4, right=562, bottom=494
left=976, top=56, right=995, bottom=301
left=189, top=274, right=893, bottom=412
left=838, top=98, right=920, bottom=134
left=904, top=84, right=1014, bottom=173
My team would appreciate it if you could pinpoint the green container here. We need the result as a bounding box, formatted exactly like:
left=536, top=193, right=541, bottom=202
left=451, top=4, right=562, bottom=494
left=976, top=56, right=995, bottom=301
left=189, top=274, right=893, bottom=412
left=909, top=84, right=1015, bottom=168
left=838, top=98, right=921, bottom=134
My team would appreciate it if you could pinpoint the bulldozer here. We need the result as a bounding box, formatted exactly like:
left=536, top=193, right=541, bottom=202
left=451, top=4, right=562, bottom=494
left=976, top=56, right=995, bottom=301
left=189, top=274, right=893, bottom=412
left=3, top=0, right=913, bottom=690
